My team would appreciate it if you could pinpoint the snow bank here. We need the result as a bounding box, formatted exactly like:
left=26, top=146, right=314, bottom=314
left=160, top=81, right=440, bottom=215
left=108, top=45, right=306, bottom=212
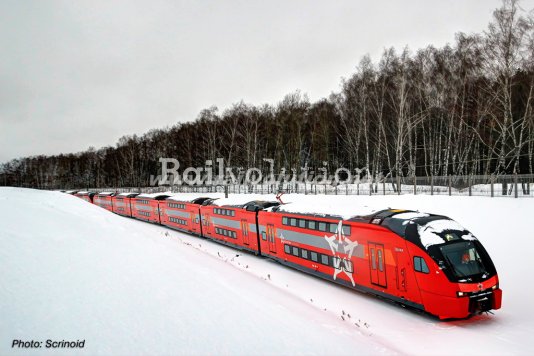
left=0, top=187, right=385, bottom=355
left=1, top=189, right=534, bottom=355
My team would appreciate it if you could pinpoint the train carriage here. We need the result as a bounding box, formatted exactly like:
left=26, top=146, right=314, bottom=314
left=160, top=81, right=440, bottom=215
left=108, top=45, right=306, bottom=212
left=131, top=193, right=170, bottom=224
left=93, top=192, right=115, bottom=212
left=111, top=192, right=139, bottom=217
left=74, top=191, right=95, bottom=203
left=200, top=197, right=279, bottom=255
left=160, top=195, right=215, bottom=235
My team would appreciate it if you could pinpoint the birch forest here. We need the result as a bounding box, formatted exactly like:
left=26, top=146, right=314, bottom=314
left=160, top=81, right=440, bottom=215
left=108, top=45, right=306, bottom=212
left=2, top=0, right=534, bottom=189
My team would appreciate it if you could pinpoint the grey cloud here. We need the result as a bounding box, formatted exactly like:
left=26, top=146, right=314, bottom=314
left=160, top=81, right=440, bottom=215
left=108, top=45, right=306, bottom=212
left=0, top=0, right=526, bottom=162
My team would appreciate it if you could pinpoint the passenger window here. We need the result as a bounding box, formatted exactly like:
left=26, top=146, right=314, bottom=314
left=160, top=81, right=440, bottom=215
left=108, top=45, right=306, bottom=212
left=378, top=250, right=384, bottom=271
left=282, top=217, right=288, bottom=225
left=290, top=218, right=297, bottom=227
left=329, top=224, right=337, bottom=233
left=321, top=254, right=330, bottom=265
left=311, top=252, right=318, bottom=262
left=342, top=225, right=351, bottom=235
left=292, top=247, right=299, bottom=256
left=319, top=222, right=327, bottom=232
left=333, top=256, right=341, bottom=269
left=301, top=249, right=308, bottom=259
left=344, top=260, right=354, bottom=273
left=308, top=221, right=316, bottom=230
left=298, top=219, right=306, bottom=228
left=284, top=245, right=291, bottom=254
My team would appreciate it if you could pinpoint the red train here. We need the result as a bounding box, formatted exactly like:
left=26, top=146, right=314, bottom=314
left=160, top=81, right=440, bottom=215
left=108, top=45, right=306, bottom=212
left=72, top=191, right=502, bottom=319
left=74, top=191, right=95, bottom=203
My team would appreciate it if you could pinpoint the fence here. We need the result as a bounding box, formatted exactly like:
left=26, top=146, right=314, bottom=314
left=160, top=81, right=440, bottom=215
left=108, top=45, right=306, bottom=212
left=88, top=174, right=534, bottom=198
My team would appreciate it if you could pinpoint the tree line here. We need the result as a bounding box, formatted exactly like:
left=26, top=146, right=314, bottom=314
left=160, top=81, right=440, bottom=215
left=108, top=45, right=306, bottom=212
left=2, top=0, right=534, bottom=189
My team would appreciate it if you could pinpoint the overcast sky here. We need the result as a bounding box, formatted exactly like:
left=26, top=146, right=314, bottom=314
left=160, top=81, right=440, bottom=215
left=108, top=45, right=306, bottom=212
left=1, top=0, right=533, bottom=163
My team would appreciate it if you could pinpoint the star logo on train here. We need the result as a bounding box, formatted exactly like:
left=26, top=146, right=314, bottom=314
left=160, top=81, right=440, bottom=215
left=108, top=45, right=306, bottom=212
left=324, top=220, right=358, bottom=286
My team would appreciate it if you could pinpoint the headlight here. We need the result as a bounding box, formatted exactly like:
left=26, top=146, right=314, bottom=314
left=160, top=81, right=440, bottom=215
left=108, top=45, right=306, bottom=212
left=457, top=291, right=466, bottom=297
left=492, top=284, right=499, bottom=290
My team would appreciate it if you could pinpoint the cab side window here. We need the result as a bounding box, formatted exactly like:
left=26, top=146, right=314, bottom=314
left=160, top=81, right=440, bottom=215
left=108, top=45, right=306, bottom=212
left=414, top=256, right=429, bottom=273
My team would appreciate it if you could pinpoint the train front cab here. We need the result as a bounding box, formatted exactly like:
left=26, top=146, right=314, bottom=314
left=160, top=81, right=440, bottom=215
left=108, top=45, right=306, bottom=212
left=93, top=192, right=115, bottom=212
left=160, top=197, right=215, bottom=235
left=112, top=192, right=139, bottom=217
left=200, top=198, right=279, bottom=255
left=381, top=213, right=502, bottom=319
left=131, top=193, right=170, bottom=224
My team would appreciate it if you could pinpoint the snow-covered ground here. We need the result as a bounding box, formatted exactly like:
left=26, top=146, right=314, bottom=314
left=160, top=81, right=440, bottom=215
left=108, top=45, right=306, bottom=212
left=1, top=188, right=533, bottom=355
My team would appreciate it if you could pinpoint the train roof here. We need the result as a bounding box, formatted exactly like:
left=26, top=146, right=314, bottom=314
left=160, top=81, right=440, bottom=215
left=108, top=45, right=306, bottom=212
left=137, top=192, right=171, bottom=200
left=76, top=191, right=96, bottom=196
left=117, top=192, right=139, bottom=198
left=210, top=194, right=278, bottom=208
left=271, top=200, right=380, bottom=221
left=97, top=192, right=114, bottom=196
left=166, top=193, right=221, bottom=203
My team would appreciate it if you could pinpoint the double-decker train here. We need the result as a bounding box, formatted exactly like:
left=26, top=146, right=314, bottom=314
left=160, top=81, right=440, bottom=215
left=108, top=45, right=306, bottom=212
left=72, top=190, right=502, bottom=319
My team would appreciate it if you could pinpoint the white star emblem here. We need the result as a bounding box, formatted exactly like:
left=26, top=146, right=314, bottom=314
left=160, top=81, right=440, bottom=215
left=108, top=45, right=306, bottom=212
left=324, top=220, right=358, bottom=286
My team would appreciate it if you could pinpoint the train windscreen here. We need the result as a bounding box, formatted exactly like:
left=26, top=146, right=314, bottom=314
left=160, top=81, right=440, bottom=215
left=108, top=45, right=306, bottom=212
left=439, top=241, right=490, bottom=279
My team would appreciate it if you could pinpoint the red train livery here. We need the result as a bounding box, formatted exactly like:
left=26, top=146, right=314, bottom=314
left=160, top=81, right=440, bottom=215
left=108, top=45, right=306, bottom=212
left=131, top=193, right=170, bottom=224
left=200, top=200, right=279, bottom=255
left=74, top=191, right=95, bottom=203
left=93, top=192, right=115, bottom=212
left=111, top=193, right=139, bottom=217
left=74, top=191, right=502, bottom=320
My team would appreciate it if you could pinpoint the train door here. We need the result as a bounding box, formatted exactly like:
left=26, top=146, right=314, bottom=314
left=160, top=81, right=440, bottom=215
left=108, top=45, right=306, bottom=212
left=369, top=242, right=387, bottom=288
left=156, top=202, right=163, bottom=224
left=267, top=224, right=276, bottom=253
left=201, top=210, right=212, bottom=237
left=241, top=220, right=249, bottom=245
left=191, top=207, right=201, bottom=235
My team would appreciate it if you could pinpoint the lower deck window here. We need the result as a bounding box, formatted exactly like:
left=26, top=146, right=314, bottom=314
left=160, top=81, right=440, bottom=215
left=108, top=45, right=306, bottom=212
left=333, top=257, right=354, bottom=273
left=169, top=217, right=187, bottom=225
left=284, top=244, right=291, bottom=254
left=282, top=245, right=333, bottom=268
left=320, top=254, right=330, bottom=266
left=215, top=227, right=237, bottom=239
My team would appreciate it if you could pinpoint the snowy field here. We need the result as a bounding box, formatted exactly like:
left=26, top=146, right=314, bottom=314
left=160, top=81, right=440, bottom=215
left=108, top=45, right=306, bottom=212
left=1, top=188, right=533, bottom=355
